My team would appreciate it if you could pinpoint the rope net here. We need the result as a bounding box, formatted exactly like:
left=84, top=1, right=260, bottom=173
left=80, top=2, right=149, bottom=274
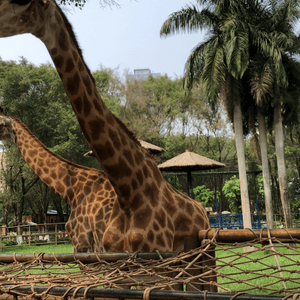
left=0, top=230, right=299, bottom=299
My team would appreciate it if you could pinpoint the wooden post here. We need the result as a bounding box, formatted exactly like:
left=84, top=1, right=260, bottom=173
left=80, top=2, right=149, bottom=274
left=16, top=226, right=22, bottom=245
left=184, top=235, right=217, bottom=292
left=184, top=235, right=201, bottom=292
left=28, top=225, right=31, bottom=246
left=1, top=225, right=6, bottom=236
left=55, top=223, right=58, bottom=245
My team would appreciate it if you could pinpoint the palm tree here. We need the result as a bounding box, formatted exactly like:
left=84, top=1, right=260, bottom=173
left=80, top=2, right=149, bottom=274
left=161, top=0, right=262, bottom=229
left=161, top=0, right=300, bottom=228
left=248, top=0, right=300, bottom=228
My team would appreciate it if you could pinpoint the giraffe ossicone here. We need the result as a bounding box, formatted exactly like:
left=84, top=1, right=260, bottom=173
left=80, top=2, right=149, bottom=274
left=0, top=0, right=210, bottom=252
left=0, top=112, right=116, bottom=252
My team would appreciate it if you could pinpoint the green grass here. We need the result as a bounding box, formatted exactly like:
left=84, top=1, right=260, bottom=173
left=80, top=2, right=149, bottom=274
left=0, top=243, right=74, bottom=254
left=0, top=243, right=80, bottom=276
left=215, top=244, right=300, bottom=295
left=0, top=243, right=299, bottom=295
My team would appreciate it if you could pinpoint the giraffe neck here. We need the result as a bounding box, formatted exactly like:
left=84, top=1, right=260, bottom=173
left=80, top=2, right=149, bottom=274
left=33, top=1, right=164, bottom=208
left=10, top=117, right=91, bottom=207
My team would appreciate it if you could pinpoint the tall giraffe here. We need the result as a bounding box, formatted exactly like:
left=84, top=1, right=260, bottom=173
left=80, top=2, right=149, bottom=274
left=0, top=0, right=210, bottom=252
left=0, top=113, right=116, bottom=252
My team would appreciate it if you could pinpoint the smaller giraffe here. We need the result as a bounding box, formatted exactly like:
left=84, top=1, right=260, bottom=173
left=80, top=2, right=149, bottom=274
left=0, top=112, right=116, bottom=252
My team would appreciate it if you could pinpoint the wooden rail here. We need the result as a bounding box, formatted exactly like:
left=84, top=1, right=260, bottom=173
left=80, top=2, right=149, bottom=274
left=198, top=228, right=300, bottom=243
left=0, top=252, right=178, bottom=264
left=0, top=223, right=67, bottom=246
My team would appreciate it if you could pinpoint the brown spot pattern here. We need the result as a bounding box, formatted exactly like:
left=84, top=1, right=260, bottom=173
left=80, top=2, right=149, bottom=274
left=58, top=29, right=69, bottom=51
left=66, top=72, right=80, bottom=96
left=133, top=205, right=151, bottom=230
left=65, top=57, right=75, bottom=73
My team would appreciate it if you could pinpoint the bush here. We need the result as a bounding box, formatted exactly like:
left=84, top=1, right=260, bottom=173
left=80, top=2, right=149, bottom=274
left=2, top=239, right=18, bottom=246
left=193, top=185, right=219, bottom=207
left=57, top=236, right=70, bottom=242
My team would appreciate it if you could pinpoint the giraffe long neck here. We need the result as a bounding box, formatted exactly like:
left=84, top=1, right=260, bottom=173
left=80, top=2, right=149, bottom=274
left=11, top=117, right=90, bottom=207
left=34, top=1, right=164, bottom=208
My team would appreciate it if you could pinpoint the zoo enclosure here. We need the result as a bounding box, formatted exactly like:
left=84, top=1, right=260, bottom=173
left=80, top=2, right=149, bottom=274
left=0, top=229, right=299, bottom=300
left=163, top=170, right=263, bottom=212
left=0, top=222, right=67, bottom=247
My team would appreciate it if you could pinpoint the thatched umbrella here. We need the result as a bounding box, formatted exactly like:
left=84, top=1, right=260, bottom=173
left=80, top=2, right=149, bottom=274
left=84, top=140, right=165, bottom=157
left=158, top=149, right=225, bottom=197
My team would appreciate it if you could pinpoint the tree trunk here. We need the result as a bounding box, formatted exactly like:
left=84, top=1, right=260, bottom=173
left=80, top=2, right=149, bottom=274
left=274, top=100, right=292, bottom=228
left=257, top=108, right=274, bottom=229
left=19, top=168, right=25, bottom=225
left=233, top=98, right=252, bottom=229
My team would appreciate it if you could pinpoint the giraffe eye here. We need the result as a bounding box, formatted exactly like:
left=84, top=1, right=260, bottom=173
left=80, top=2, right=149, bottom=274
left=10, top=0, right=31, bottom=5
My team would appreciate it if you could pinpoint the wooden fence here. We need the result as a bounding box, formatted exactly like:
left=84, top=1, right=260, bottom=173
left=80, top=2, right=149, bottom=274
left=0, top=229, right=299, bottom=300
left=0, top=222, right=68, bottom=247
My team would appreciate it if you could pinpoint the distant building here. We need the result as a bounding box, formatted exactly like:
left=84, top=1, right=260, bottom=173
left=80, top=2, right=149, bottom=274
left=126, top=69, right=161, bottom=81
left=24, top=210, right=67, bottom=224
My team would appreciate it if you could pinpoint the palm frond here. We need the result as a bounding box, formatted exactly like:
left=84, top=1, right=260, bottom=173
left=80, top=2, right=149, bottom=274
left=249, top=58, right=275, bottom=105
left=160, top=6, right=217, bottom=37
left=183, top=41, right=207, bottom=90
left=201, top=37, right=226, bottom=102
left=224, top=20, right=249, bottom=79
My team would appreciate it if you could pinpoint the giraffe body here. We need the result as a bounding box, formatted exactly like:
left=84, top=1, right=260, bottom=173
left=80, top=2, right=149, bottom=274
left=0, top=0, right=210, bottom=252
left=0, top=115, right=115, bottom=252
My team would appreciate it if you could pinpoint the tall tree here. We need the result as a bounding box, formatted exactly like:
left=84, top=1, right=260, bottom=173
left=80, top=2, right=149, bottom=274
left=160, top=0, right=254, bottom=228
left=248, top=0, right=300, bottom=228
left=161, top=0, right=300, bottom=228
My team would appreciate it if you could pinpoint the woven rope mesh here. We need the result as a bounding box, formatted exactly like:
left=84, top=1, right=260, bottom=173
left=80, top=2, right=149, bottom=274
left=0, top=234, right=299, bottom=299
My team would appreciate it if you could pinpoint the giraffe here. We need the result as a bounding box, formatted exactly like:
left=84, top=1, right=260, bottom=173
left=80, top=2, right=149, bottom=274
left=0, top=112, right=116, bottom=252
left=0, top=0, right=210, bottom=252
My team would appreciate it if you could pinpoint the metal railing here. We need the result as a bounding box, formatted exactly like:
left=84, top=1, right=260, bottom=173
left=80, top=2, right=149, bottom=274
left=208, top=213, right=261, bottom=229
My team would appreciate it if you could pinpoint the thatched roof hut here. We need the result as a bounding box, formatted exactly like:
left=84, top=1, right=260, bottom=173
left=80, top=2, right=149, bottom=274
left=158, top=149, right=225, bottom=197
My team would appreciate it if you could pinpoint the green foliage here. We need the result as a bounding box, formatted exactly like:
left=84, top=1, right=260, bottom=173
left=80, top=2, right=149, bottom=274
left=164, top=175, right=184, bottom=194
left=1, top=50, right=300, bottom=224
left=1, top=239, right=18, bottom=246
left=222, top=176, right=242, bottom=214
left=57, top=236, right=70, bottom=242
left=93, top=68, right=124, bottom=117
left=122, top=75, right=199, bottom=140
left=161, top=0, right=300, bottom=227
left=193, top=185, right=219, bottom=207
left=0, top=60, right=126, bottom=225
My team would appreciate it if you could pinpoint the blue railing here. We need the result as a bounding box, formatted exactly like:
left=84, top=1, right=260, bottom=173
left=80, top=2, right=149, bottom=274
left=208, top=213, right=261, bottom=229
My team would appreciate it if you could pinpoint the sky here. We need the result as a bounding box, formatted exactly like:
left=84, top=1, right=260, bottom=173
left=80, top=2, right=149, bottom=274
left=0, top=0, right=206, bottom=79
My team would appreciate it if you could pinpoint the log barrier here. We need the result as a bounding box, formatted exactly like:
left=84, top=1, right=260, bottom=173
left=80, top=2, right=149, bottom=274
left=198, top=228, right=300, bottom=243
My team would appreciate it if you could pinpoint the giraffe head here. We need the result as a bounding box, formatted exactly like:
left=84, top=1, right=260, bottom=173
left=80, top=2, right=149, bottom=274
left=0, top=0, right=51, bottom=37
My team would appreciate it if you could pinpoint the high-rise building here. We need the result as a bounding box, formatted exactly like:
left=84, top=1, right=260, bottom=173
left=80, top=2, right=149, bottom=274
left=126, top=69, right=161, bottom=81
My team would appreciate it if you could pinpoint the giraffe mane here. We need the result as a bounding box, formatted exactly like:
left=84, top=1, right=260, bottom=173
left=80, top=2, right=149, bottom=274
left=54, top=0, right=95, bottom=85
left=53, top=1, right=152, bottom=158
left=12, top=116, right=100, bottom=173
left=113, top=115, right=155, bottom=159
